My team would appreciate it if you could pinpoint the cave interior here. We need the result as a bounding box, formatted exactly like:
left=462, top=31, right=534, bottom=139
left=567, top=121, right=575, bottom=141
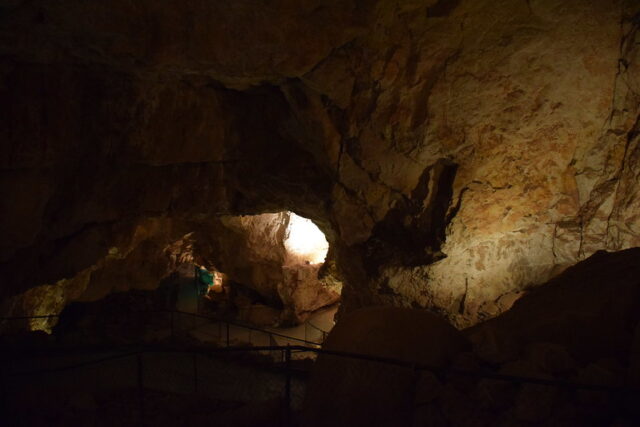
left=2, top=0, right=640, bottom=426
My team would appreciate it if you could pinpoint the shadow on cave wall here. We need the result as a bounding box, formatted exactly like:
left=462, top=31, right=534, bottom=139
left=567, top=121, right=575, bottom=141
left=361, top=158, right=458, bottom=274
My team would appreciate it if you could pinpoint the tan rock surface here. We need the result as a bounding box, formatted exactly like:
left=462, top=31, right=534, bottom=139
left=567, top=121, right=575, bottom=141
left=1, top=0, right=640, bottom=327
left=0, top=218, right=193, bottom=332
left=466, top=248, right=640, bottom=364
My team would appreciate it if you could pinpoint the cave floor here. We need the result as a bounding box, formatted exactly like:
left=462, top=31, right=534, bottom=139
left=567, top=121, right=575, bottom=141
left=186, top=304, right=338, bottom=353
left=166, top=266, right=337, bottom=351
left=3, top=345, right=306, bottom=426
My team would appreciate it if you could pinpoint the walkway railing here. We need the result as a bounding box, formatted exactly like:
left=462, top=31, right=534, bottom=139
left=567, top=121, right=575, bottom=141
left=304, top=319, right=328, bottom=342
left=4, top=310, right=640, bottom=397
left=4, top=341, right=640, bottom=427
left=171, top=309, right=327, bottom=346
left=0, top=308, right=330, bottom=356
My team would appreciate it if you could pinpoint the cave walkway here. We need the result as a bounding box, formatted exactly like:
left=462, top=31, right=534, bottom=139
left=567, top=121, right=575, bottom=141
left=168, top=263, right=336, bottom=351
left=185, top=304, right=337, bottom=351
left=6, top=339, right=638, bottom=425
left=2, top=343, right=309, bottom=425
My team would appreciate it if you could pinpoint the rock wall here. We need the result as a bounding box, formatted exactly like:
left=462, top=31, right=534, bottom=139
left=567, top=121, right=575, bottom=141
left=0, top=218, right=194, bottom=332
left=319, top=0, right=640, bottom=327
left=302, top=249, right=640, bottom=426
left=1, top=0, right=640, bottom=328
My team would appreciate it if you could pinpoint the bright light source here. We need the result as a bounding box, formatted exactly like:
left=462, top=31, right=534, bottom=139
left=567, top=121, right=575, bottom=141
left=284, top=213, right=329, bottom=264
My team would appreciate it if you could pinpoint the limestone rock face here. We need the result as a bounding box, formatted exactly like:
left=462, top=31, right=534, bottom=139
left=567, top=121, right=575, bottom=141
left=0, top=218, right=194, bottom=332
left=452, top=248, right=640, bottom=426
left=2, top=0, right=640, bottom=327
left=302, top=249, right=640, bottom=426
left=323, top=0, right=640, bottom=327
left=205, top=213, right=290, bottom=305
left=280, top=263, right=340, bottom=321
left=466, top=248, right=640, bottom=365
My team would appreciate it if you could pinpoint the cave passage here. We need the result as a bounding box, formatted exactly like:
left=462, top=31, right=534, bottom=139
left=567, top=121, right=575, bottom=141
left=149, top=211, right=340, bottom=346
left=284, top=213, right=329, bottom=265
left=190, top=211, right=340, bottom=330
left=0, top=210, right=341, bottom=340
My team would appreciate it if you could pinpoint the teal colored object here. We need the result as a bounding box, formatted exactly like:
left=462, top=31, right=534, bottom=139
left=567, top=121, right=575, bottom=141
left=198, top=268, right=214, bottom=285
left=195, top=266, right=213, bottom=296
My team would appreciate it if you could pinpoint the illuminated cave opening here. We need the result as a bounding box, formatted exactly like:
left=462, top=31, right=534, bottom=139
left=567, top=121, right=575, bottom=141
left=284, top=213, right=329, bottom=265
left=193, top=210, right=341, bottom=330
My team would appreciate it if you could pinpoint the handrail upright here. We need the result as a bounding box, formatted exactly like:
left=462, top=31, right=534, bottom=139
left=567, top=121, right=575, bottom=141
left=283, top=344, right=292, bottom=426
left=136, top=353, right=144, bottom=425
left=226, top=322, right=230, bottom=347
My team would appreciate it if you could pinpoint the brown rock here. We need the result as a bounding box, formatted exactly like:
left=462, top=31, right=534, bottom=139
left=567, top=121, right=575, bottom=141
left=466, top=248, right=640, bottom=364
left=302, top=306, right=469, bottom=427
left=524, top=342, right=576, bottom=376
left=2, top=0, right=640, bottom=333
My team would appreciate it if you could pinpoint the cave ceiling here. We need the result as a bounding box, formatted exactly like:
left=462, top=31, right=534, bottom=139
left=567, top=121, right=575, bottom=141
left=1, top=0, right=639, bottom=327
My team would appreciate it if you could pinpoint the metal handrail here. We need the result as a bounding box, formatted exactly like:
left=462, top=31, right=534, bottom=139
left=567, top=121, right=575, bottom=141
left=172, top=309, right=324, bottom=346
left=5, top=342, right=640, bottom=395
left=305, top=319, right=329, bottom=335
left=0, top=308, right=326, bottom=346
left=4, top=311, right=639, bottom=396
left=5, top=342, right=640, bottom=427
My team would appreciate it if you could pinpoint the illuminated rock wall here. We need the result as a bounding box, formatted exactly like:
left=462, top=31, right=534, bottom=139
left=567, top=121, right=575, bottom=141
left=316, top=0, right=640, bottom=327
left=1, top=0, right=639, bottom=328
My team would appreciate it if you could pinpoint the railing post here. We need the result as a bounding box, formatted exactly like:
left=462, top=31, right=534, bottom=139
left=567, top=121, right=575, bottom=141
left=283, top=344, right=292, bottom=427
left=193, top=353, right=198, bottom=393
left=192, top=299, right=197, bottom=330
left=170, top=311, right=175, bottom=339
left=270, top=334, right=276, bottom=361
left=137, top=353, right=144, bottom=426
left=226, top=322, right=230, bottom=347
left=408, top=364, right=418, bottom=426
left=1, top=364, right=6, bottom=419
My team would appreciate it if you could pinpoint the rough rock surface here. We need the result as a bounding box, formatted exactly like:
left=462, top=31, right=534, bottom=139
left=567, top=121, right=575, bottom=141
left=2, top=0, right=640, bottom=327
left=302, top=306, right=469, bottom=427
left=466, top=248, right=640, bottom=365
left=0, top=218, right=194, bottom=332
left=303, top=249, right=640, bottom=426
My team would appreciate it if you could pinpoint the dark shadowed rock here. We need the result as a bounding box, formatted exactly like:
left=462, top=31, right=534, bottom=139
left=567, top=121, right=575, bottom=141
left=302, top=306, right=469, bottom=427
left=466, top=248, right=640, bottom=366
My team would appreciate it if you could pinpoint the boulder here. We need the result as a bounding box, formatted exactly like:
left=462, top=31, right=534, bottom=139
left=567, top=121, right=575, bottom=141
left=302, top=306, right=469, bottom=427
left=466, top=248, right=640, bottom=365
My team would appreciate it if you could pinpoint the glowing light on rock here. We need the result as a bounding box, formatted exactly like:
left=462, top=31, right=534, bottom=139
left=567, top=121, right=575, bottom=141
left=284, top=213, right=329, bottom=264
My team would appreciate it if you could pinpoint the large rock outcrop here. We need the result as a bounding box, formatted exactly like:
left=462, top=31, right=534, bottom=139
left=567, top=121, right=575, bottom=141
left=0, top=218, right=195, bottom=332
left=302, top=306, right=469, bottom=427
left=1, top=0, right=640, bottom=327
left=302, top=249, right=640, bottom=426
left=467, top=248, right=640, bottom=366
left=325, top=0, right=640, bottom=327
